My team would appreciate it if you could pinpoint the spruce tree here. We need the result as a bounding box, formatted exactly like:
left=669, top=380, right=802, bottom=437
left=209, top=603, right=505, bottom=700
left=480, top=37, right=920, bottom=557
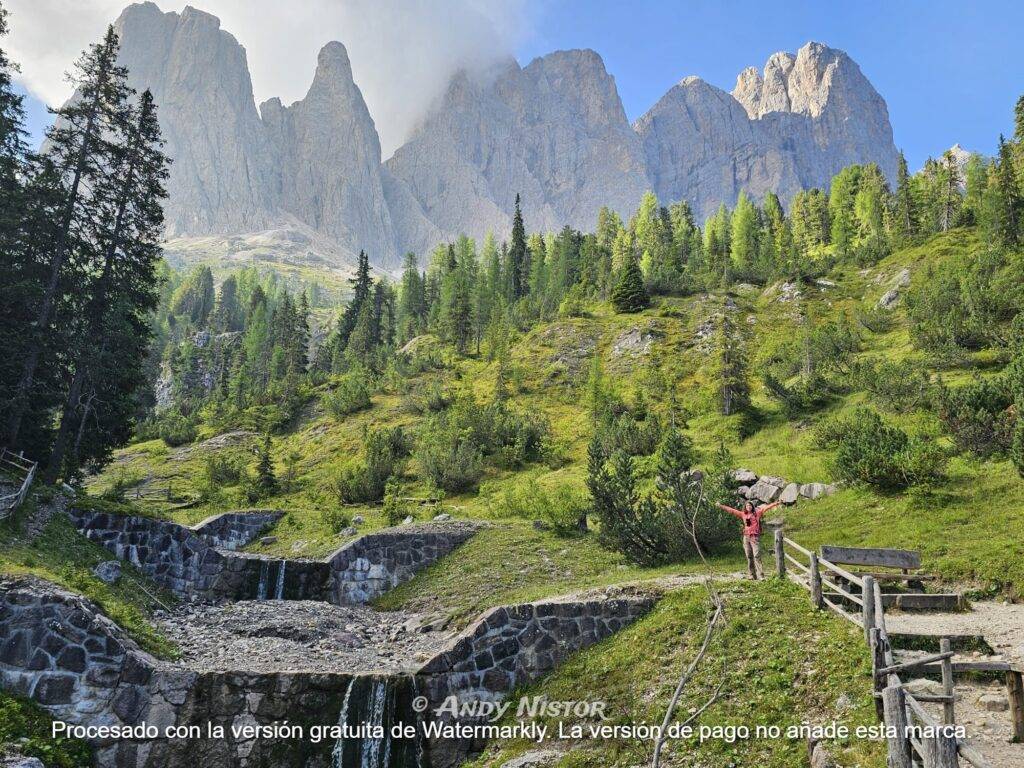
left=716, top=312, right=750, bottom=417
left=892, top=151, right=917, bottom=243
left=45, top=88, right=169, bottom=480
left=509, top=193, right=528, bottom=299
left=611, top=254, right=648, bottom=313
left=4, top=25, right=131, bottom=448
left=336, top=250, right=372, bottom=351
left=253, top=433, right=278, bottom=498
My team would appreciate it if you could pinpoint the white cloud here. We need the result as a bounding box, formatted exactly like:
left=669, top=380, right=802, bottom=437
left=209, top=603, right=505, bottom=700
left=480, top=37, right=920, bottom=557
left=4, top=0, right=531, bottom=156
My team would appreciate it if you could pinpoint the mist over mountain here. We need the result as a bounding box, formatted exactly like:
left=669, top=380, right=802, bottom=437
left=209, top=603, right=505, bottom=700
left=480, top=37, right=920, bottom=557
left=106, top=2, right=900, bottom=270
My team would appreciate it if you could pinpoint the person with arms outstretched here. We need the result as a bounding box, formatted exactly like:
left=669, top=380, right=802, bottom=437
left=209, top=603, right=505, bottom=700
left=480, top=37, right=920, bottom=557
left=716, top=499, right=782, bottom=580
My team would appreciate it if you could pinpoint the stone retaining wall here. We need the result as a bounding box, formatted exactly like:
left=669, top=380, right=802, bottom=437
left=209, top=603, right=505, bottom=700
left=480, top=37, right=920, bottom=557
left=0, top=577, right=158, bottom=739
left=0, top=576, right=656, bottom=768
left=189, top=510, right=282, bottom=549
left=67, top=507, right=477, bottom=605
left=416, top=596, right=656, bottom=768
left=327, top=524, right=478, bottom=603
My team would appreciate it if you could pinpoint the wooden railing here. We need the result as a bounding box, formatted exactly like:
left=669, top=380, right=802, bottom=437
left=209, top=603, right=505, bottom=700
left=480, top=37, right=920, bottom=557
left=774, top=529, right=995, bottom=768
left=0, top=448, right=37, bottom=521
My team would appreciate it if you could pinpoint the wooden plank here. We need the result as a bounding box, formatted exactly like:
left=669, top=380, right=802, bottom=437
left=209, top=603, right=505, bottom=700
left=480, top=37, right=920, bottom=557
left=809, top=553, right=823, bottom=609
left=784, top=552, right=809, bottom=574
left=783, top=537, right=813, bottom=558
left=880, top=593, right=963, bottom=611
left=862, top=576, right=876, bottom=643
left=820, top=545, right=921, bottom=570
left=774, top=528, right=785, bottom=579
left=819, top=575, right=864, bottom=606
left=921, top=728, right=959, bottom=767
left=821, top=596, right=863, bottom=628
left=914, top=660, right=1012, bottom=675
left=957, top=741, right=994, bottom=768
left=853, top=571, right=938, bottom=582
left=877, top=650, right=956, bottom=678
left=816, top=556, right=866, bottom=588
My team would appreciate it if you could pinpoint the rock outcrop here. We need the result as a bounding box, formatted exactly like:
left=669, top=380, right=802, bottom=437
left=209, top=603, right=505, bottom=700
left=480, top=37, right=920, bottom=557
left=385, top=49, right=651, bottom=255
left=105, top=5, right=900, bottom=270
left=636, top=42, right=900, bottom=220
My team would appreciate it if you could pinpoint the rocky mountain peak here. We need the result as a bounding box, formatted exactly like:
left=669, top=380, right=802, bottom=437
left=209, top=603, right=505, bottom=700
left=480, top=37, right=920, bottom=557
left=100, top=5, right=902, bottom=271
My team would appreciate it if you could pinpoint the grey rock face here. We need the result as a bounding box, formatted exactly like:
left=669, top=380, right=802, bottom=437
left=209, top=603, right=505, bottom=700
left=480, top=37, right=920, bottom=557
left=113, top=2, right=277, bottom=236
left=109, top=5, right=899, bottom=270
left=636, top=42, right=899, bottom=221
left=383, top=48, right=652, bottom=255
left=260, top=41, right=397, bottom=265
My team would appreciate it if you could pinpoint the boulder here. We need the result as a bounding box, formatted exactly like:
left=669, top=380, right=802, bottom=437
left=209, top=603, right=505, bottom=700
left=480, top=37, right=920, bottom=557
left=877, top=288, right=900, bottom=309
left=799, top=482, right=827, bottom=499
left=736, top=486, right=752, bottom=500
left=93, top=560, right=122, bottom=585
left=730, top=468, right=758, bottom=485
left=433, top=513, right=451, bottom=522
left=779, top=483, right=800, bottom=504
left=748, top=480, right=781, bottom=504
left=760, top=476, right=787, bottom=489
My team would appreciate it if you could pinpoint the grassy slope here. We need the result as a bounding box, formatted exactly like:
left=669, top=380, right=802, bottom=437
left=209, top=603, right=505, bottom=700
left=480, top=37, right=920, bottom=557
left=468, top=581, right=884, bottom=768
left=0, top=496, right=178, bottom=659
left=3, top=227, right=1008, bottom=765
left=84, top=228, right=1024, bottom=597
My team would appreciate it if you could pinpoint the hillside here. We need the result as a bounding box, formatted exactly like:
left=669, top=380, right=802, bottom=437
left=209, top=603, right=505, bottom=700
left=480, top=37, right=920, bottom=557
left=85, top=228, right=1024, bottom=599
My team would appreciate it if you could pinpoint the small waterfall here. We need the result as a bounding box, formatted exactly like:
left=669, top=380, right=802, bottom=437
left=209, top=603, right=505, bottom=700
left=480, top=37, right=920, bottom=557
left=274, top=560, right=286, bottom=600
left=331, top=678, right=356, bottom=768
left=256, top=559, right=269, bottom=601
left=331, top=676, right=421, bottom=768
left=360, top=678, right=389, bottom=767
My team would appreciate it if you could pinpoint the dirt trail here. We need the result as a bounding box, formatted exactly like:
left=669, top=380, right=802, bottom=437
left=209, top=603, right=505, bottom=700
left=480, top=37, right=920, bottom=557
left=887, top=600, right=1024, bottom=670
left=888, top=600, right=1024, bottom=767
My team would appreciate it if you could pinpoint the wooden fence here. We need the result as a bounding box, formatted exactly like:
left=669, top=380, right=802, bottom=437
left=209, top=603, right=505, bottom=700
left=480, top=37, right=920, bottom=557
left=0, top=448, right=36, bottom=521
left=774, top=529, right=999, bottom=768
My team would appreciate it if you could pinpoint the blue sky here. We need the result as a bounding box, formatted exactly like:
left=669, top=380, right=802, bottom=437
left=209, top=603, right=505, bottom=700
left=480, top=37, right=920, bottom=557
left=12, top=0, right=1024, bottom=169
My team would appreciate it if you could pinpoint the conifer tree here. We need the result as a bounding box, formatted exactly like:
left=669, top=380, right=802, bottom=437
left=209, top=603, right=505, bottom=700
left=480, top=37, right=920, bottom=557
left=46, top=88, right=169, bottom=480
left=5, top=25, right=130, bottom=447
left=715, top=312, right=750, bottom=417
left=892, top=151, right=918, bottom=242
left=611, top=254, right=648, bottom=313
left=509, top=193, right=528, bottom=299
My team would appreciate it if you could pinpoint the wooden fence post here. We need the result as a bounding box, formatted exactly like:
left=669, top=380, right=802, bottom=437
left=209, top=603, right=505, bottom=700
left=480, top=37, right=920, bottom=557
left=939, top=638, right=955, bottom=726
left=774, top=528, right=785, bottom=579
left=881, top=685, right=912, bottom=768
left=809, top=553, right=823, bottom=609
left=861, top=575, right=876, bottom=644
left=870, top=627, right=886, bottom=721
left=921, top=729, right=958, bottom=768
left=1007, top=669, right=1024, bottom=743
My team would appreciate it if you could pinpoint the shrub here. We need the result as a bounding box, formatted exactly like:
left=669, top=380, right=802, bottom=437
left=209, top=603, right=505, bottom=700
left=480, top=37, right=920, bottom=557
left=815, top=408, right=945, bottom=489
left=322, top=370, right=372, bottom=419
left=587, top=427, right=734, bottom=565
left=383, top=480, right=413, bottom=526
left=414, top=395, right=550, bottom=492
left=203, top=455, right=244, bottom=487
left=854, top=359, right=933, bottom=413
left=493, top=477, right=589, bottom=536
left=320, top=506, right=351, bottom=534
left=936, top=376, right=1015, bottom=457
left=416, top=432, right=484, bottom=493
left=330, top=426, right=408, bottom=504
left=157, top=411, right=196, bottom=447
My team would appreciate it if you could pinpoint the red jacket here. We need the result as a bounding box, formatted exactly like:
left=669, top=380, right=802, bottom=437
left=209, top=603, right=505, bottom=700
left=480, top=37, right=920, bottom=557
left=718, top=501, right=781, bottom=537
